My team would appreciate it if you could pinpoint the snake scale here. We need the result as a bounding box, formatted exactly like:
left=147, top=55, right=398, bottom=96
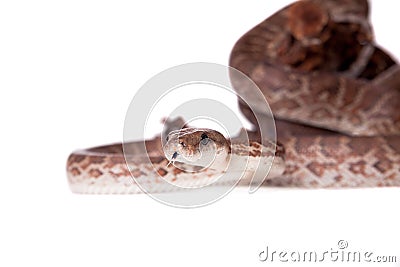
left=67, top=0, right=400, bottom=193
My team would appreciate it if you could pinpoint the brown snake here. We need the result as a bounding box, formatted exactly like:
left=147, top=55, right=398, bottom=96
left=67, top=0, right=400, bottom=193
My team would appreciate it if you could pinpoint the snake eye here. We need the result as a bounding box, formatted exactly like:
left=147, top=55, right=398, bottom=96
left=166, top=135, right=169, bottom=141
left=180, top=141, right=186, bottom=147
left=201, top=133, right=209, bottom=145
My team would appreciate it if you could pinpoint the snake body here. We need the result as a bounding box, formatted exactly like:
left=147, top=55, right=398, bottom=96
left=67, top=0, right=400, bottom=193
left=230, top=0, right=400, bottom=187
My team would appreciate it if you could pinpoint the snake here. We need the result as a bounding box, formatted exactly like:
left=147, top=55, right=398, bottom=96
left=66, top=0, right=400, bottom=194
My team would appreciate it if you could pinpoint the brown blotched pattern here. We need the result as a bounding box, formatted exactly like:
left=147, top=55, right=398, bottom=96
left=265, top=128, right=400, bottom=187
left=230, top=0, right=400, bottom=137
left=230, top=0, right=400, bottom=187
left=67, top=136, right=266, bottom=193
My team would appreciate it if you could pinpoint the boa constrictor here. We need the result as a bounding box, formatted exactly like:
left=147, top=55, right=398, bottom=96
left=67, top=0, right=400, bottom=194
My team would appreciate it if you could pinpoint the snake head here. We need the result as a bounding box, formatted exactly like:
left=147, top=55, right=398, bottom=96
left=163, top=128, right=231, bottom=170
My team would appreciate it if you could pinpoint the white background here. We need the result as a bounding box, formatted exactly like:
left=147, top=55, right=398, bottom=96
left=1, top=1, right=400, bottom=266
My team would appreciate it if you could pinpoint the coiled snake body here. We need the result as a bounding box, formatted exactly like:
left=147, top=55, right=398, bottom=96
left=67, top=0, right=400, bottom=193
